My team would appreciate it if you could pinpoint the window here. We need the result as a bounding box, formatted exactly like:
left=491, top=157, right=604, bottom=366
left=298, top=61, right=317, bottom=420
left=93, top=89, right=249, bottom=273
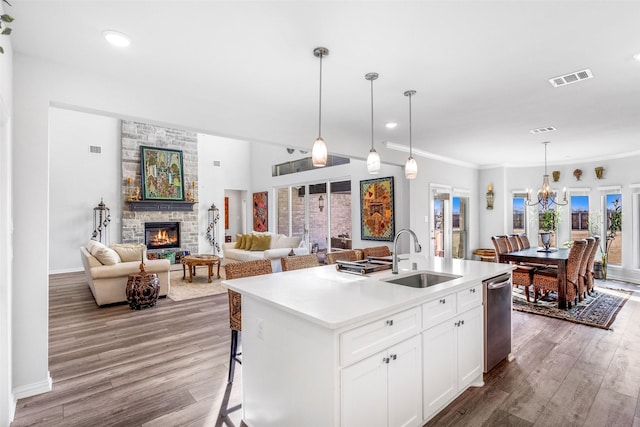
left=570, top=195, right=589, bottom=241
left=605, top=193, right=622, bottom=265
left=512, top=195, right=526, bottom=234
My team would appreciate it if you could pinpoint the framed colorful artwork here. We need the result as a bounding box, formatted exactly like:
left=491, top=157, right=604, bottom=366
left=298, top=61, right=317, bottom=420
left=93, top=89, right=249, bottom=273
left=360, top=176, right=395, bottom=241
left=253, top=191, right=268, bottom=232
left=224, top=197, right=229, bottom=229
left=140, top=146, right=185, bottom=201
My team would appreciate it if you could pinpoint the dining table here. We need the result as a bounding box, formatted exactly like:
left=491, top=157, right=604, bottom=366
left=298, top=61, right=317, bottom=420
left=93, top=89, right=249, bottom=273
left=499, top=247, right=571, bottom=309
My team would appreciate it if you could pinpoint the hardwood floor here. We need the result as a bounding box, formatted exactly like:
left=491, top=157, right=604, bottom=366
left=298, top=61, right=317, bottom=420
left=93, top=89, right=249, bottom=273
left=11, top=274, right=640, bottom=426
left=12, top=272, right=243, bottom=427
left=427, top=281, right=640, bottom=427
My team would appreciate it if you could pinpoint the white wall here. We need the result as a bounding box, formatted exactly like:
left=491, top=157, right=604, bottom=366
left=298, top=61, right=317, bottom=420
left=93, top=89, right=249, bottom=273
left=197, top=134, right=251, bottom=254
left=408, top=156, right=480, bottom=259
left=0, top=3, right=15, bottom=420
left=49, top=108, right=121, bottom=272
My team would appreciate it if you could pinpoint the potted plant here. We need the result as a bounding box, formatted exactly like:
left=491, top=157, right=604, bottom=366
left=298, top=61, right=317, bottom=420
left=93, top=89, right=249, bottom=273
left=602, top=198, right=622, bottom=280
left=538, top=208, right=559, bottom=251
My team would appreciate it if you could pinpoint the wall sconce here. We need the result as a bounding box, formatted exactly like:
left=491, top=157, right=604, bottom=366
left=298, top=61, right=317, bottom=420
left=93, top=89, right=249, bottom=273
left=486, top=184, right=494, bottom=210
left=318, top=195, right=325, bottom=212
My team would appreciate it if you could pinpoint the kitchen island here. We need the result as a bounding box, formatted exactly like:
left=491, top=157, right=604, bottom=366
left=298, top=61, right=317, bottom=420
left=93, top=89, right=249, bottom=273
left=222, top=255, right=514, bottom=427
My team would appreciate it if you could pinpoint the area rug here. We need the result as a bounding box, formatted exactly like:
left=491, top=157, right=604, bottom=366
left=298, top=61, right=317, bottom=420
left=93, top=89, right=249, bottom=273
left=512, top=281, right=633, bottom=330
left=168, top=267, right=227, bottom=301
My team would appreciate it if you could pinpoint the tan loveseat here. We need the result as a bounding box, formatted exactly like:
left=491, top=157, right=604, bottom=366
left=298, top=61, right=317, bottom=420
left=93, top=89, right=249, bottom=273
left=80, top=241, right=171, bottom=306
left=222, top=232, right=309, bottom=273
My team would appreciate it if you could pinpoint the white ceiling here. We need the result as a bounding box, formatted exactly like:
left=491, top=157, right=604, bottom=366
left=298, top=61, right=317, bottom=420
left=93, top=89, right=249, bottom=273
left=8, top=1, right=640, bottom=168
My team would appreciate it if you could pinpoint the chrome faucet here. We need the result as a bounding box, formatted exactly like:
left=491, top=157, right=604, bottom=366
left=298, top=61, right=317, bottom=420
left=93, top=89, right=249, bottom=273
left=392, top=228, right=422, bottom=274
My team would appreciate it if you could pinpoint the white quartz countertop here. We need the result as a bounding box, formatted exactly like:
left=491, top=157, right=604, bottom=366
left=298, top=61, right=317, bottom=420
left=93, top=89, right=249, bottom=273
left=222, top=255, right=514, bottom=330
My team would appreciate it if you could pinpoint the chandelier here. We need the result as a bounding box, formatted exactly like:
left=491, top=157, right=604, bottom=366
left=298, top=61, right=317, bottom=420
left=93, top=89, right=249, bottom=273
left=526, top=141, right=567, bottom=210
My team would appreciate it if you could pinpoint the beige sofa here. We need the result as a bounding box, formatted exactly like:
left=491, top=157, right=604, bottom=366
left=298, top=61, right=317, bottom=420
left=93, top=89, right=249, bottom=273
left=80, top=241, right=171, bottom=306
left=222, top=232, right=308, bottom=272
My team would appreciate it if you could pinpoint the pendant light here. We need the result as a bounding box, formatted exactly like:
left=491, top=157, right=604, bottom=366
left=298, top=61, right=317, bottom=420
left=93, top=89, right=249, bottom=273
left=312, top=47, right=329, bottom=167
left=404, top=90, right=418, bottom=179
left=365, top=72, right=381, bottom=174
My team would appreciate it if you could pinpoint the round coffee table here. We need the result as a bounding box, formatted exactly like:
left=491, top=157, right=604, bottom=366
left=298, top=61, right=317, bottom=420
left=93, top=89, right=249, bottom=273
left=182, top=254, right=220, bottom=283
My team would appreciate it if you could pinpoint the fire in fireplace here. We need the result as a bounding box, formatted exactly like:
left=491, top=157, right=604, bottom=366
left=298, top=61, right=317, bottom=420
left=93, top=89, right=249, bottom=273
left=144, top=222, right=180, bottom=250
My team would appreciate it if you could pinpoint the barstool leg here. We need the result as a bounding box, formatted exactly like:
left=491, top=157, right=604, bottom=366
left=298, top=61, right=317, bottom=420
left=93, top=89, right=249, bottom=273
left=228, top=330, right=238, bottom=383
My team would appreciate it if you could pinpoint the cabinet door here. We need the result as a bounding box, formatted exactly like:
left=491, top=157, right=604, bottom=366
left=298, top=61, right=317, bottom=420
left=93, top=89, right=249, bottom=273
left=342, top=350, right=388, bottom=427
left=422, top=319, right=457, bottom=421
left=388, top=336, right=422, bottom=427
left=457, top=306, right=483, bottom=389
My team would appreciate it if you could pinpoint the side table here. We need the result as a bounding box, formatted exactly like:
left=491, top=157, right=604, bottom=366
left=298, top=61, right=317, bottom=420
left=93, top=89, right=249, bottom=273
left=126, top=263, right=160, bottom=310
left=182, top=254, right=220, bottom=283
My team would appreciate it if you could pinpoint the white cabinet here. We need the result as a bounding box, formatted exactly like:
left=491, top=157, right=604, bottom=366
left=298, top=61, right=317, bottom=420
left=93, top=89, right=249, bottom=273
left=342, top=335, right=422, bottom=427
left=422, top=305, right=483, bottom=421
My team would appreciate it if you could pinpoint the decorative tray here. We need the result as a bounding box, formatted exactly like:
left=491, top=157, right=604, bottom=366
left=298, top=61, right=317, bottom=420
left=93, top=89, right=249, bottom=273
left=336, top=258, right=393, bottom=275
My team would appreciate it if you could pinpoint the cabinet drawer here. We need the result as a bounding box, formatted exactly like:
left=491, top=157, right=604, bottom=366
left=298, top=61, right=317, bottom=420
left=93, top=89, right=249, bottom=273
left=422, top=294, right=456, bottom=329
left=341, top=307, right=421, bottom=367
left=457, top=284, right=482, bottom=313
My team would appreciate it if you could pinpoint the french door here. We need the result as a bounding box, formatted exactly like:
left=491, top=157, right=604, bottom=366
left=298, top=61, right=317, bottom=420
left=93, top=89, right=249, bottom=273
left=429, top=185, right=469, bottom=259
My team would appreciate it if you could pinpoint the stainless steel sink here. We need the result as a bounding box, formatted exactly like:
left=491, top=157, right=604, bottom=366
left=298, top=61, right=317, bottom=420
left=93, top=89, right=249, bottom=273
left=383, top=271, right=461, bottom=288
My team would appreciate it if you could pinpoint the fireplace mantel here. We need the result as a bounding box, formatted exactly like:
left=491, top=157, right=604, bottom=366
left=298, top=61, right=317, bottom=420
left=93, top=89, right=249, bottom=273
left=128, top=201, right=196, bottom=212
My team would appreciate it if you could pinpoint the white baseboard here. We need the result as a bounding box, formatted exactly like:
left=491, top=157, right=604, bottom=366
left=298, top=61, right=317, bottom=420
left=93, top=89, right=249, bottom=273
left=13, top=372, right=52, bottom=400
left=49, top=267, right=83, bottom=275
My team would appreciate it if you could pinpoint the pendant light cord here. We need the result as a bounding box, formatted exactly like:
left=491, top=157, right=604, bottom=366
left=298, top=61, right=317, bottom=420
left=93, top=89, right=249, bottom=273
left=318, top=52, right=323, bottom=139
left=408, top=93, right=413, bottom=157
left=370, top=78, right=374, bottom=149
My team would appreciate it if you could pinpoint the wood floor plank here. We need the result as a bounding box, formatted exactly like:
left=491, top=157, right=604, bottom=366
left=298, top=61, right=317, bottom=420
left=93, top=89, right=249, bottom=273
left=583, top=388, right=636, bottom=427
left=532, top=368, right=604, bottom=426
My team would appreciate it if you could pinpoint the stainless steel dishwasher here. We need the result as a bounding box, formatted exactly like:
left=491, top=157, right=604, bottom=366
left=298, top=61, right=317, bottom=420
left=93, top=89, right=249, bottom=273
left=483, top=273, right=512, bottom=372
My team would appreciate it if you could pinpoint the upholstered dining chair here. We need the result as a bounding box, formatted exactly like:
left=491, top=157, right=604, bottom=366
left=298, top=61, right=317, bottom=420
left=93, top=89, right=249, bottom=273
left=223, top=259, right=273, bottom=383
left=515, top=233, right=531, bottom=250
left=492, top=235, right=537, bottom=302
left=583, top=235, right=600, bottom=296
left=533, top=239, right=587, bottom=308
left=326, top=250, right=361, bottom=265
left=281, top=254, right=320, bottom=272
left=507, top=234, right=522, bottom=251
left=576, top=237, right=596, bottom=300
left=363, top=246, right=392, bottom=258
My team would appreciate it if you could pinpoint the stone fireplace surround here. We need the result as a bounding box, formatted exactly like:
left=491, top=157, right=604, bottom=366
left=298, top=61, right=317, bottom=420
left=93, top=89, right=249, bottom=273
left=120, top=121, right=199, bottom=255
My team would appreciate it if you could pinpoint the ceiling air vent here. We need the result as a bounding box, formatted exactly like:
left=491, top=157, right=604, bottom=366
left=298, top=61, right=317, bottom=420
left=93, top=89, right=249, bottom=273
left=549, top=69, right=593, bottom=87
left=89, top=145, right=102, bottom=154
left=529, top=126, right=557, bottom=134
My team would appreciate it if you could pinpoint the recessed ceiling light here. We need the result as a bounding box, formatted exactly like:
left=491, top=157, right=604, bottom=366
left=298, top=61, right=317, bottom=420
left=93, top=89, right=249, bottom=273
left=102, top=30, right=131, bottom=47
left=634, top=53, right=640, bottom=61
left=385, top=122, right=397, bottom=129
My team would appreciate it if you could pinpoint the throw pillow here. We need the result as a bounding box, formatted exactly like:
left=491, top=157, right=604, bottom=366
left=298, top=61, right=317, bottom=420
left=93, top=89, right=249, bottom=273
left=242, top=234, right=254, bottom=250
left=88, top=240, right=120, bottom=265
left=250, top=234, right=271, bottom=251
left=111, top=243, right=146, bottom=262
left=235, top=234, right=245, bottom=249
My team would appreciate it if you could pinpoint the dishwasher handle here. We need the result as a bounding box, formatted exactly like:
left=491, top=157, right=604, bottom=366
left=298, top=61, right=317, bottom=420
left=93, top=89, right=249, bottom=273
left=486, top=277, right=511, bottom=290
